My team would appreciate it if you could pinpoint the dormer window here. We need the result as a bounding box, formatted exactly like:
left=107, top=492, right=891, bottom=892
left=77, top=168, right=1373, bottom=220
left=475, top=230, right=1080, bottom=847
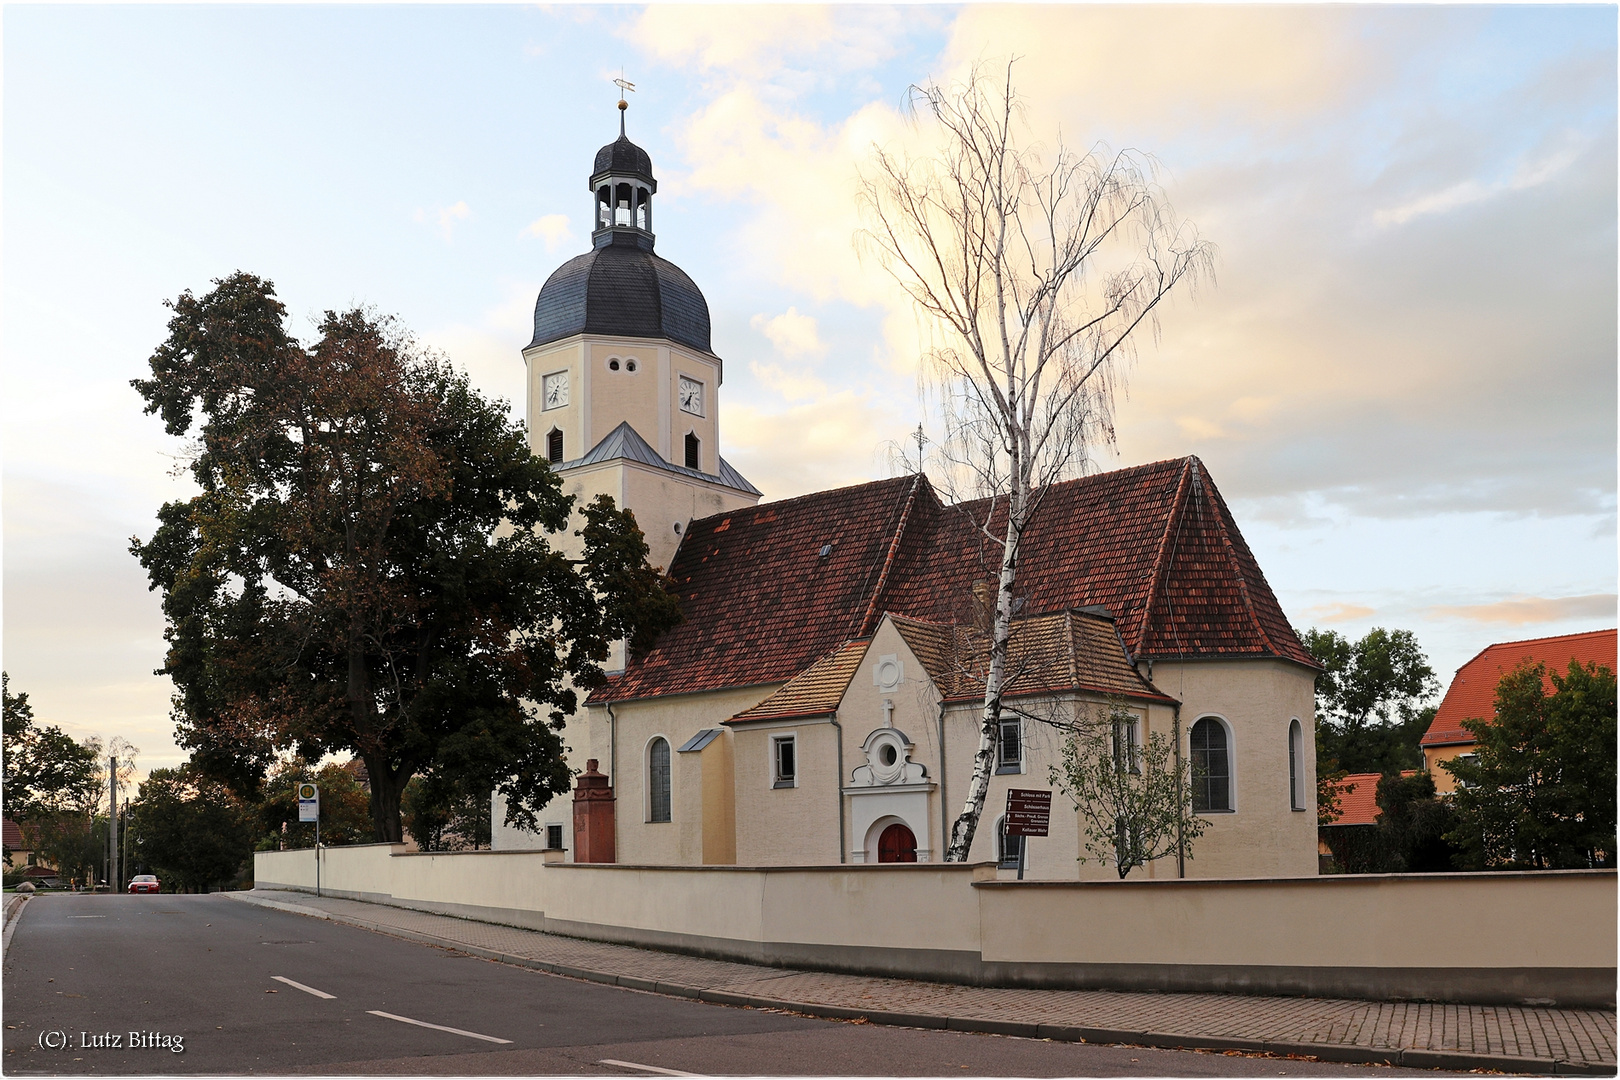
left=684, top=432, right=700, bottom=470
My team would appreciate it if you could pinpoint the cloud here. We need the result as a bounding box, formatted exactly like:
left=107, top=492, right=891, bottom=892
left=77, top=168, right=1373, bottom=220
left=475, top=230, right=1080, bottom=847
left=418, top=281, right=538, bottom=415
left=628, top=6, right=919, bottom=89
left=750, top=307, right=825, bottom=358
left=522, top=213, right=573, bottom=251
left=723, top=390, right=909, bottom=499
left=1301, top=603, right=1376, bottom=625
left=414, top=200, right=472, bottom=243
left=1426, top=594, right=1617, bottom=627
left=1374, top=144, right=1584, bottom=228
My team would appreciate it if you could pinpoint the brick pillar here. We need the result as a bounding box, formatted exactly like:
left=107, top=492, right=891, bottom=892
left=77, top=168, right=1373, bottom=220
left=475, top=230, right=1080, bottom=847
left=572, top=759, right=616, bottom=863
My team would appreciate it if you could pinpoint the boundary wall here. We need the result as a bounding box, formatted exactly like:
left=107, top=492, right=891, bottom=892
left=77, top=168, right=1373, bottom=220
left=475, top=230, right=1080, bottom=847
left=254, top=845, right=1616, bottom=1008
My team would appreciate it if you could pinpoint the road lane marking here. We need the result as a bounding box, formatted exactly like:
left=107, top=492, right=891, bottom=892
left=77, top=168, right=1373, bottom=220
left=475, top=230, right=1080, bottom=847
left=272, top=976, right=335, bottom=999
left=68, top=915, right=107, bottom=918
left=599, top=1059, right=703, bottom=1077
left=366, top=1010, right=511, bottom=1044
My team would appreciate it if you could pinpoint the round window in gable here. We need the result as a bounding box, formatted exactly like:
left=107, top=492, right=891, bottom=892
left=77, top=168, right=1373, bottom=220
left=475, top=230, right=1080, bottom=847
left=626, top=360, right=638, bottom=373
left=879, top=744, right=898, bottom=767
left=608, top=359, right=620, bottom=371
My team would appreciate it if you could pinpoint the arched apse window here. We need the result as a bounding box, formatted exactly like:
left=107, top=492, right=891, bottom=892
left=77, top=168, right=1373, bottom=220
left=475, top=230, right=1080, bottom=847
left=1190, top=717, right=1232, bottom=813
left=647, top=737, right=671, bottom=823
left=996, top=815, right=1023, bottom=868
left=547, top=428, right=564, bottom=464
left=1288, top=718, right=1305, bottom=811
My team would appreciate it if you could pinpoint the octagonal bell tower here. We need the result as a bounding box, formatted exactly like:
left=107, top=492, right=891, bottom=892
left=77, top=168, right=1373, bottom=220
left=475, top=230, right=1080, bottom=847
left=522, top=99, right=760, bottom=574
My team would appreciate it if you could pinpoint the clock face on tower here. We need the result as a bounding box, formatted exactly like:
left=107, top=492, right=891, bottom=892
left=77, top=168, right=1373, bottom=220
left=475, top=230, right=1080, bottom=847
left=678, top=376, right=704, bottom=416
left=543, top=371, right=569, bottom=411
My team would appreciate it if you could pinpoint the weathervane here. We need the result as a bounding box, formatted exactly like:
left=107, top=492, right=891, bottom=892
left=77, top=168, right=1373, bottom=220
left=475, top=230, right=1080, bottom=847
left=614, top=71, right=635, bottom=136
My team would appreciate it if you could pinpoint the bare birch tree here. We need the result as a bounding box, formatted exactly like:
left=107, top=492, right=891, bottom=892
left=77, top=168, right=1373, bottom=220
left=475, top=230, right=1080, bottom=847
left=859, top=62, right=1214, bottom=862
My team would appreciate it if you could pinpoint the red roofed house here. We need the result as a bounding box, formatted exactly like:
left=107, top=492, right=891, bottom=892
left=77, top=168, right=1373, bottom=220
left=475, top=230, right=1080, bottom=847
left=491, top=119, right=1322, bottom=880
left=1421, top=629, right=1618, bottom=795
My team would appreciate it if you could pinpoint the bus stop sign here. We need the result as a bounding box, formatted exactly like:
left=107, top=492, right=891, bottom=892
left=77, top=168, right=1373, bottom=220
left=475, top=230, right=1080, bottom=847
left=297, top=783, right=319, bottom=823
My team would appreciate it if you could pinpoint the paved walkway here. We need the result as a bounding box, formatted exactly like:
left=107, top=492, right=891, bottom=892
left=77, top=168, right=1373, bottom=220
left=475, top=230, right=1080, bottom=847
left=227, top=889, right=1615, bottom=1076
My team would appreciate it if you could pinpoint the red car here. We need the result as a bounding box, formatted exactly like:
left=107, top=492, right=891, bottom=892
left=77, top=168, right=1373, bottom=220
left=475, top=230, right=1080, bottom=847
left=128, top=875, right=159, bottom=894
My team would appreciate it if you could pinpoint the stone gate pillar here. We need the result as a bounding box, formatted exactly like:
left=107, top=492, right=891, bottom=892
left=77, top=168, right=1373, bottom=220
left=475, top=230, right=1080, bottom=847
left=572, top=759, right=616, bottom=863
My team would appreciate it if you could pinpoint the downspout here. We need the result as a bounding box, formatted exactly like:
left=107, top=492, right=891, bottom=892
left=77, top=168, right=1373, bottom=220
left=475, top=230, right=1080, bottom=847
left=1172, top=702, right=1185, bottom=879
left=830, top=712, right=846, bottom=863
left=606, top=702, right=618, bottom=860
left=937, top=698, right=948, bottom=862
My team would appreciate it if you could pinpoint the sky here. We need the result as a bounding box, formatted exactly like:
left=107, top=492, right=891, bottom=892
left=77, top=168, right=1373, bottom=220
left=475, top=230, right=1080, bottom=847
left=3, top=4, right=1615, bottom=776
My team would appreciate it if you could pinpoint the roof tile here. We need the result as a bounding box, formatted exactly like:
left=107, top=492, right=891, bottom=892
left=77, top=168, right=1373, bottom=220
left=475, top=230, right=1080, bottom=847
left=593, top=458, right=1313, bottom=704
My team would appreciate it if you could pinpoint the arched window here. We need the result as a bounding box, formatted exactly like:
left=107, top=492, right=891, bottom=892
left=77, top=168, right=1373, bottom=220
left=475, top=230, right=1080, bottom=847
left=1288, top=718, right=1305, bottom=811
left=647, top=737, right=671, bottom=823
left=1190, top=717, right=1232, bottom=813
left=547, top=428, right=564, bottom=464
left=684, top=432, right=700, bottom=470
left=996, top=816, right=1023, bottom=868
left=614, top=182, right=633, bottom=226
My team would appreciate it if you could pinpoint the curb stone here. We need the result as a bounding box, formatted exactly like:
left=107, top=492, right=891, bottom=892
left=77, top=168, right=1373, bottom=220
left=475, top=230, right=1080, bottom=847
left=223, top=890, right=1613, bottom=1075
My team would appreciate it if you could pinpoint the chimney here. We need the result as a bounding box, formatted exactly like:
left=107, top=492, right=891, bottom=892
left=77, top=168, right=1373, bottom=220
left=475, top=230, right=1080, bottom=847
left=572, top=759, right=616, bottom=864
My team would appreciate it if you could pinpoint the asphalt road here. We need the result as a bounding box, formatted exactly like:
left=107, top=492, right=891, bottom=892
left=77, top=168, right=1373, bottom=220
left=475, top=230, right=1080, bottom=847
left=4, top=892, right=1453, bottom=1077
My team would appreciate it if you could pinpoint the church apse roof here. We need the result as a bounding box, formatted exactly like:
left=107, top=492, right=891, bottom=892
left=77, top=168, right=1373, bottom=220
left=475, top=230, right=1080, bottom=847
left=591, top=457, right=1314, bottom=706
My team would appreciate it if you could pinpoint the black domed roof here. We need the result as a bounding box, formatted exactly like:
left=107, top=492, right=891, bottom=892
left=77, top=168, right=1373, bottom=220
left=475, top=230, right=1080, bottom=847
left=593, top=135, right=653, bottom=182
left=528, top=233, right=711, bottom=354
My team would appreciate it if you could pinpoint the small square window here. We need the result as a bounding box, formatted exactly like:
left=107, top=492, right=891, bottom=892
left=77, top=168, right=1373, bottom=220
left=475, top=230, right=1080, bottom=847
left=545, top=823, right=564, bottom=850
left=772, top=735, right=797, bottom=788
left=996, top=718, right=1022, bottom=774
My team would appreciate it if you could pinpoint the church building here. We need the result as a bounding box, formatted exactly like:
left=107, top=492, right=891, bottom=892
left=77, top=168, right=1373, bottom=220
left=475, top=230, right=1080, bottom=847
left=493, top=109, right=1322, bottom=880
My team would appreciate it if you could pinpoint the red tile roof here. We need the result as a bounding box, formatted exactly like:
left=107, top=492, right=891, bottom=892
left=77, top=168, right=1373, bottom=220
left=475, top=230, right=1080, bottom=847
left=889, top=610, right=1178, bottom=706
left=1420, top=629, right=1618, bottom=748
left=1322, top=772, right=1384, bottom=827
left=728, top=641, right=872, bottom=724
left=2, top=818, right=24, bottom=851
left=1321, top=770, right=1420, bottom=827
left=592, top=457, right=1313, bottom=705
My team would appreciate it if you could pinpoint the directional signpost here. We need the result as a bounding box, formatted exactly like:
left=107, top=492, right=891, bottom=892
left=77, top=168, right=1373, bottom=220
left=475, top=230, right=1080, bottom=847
left=1004, top=788, right=1051, bottom=880
left=298, top=784, right=320, bottom=897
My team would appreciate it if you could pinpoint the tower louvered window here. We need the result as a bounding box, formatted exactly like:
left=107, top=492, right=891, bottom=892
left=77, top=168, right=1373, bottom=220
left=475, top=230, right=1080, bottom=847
left=684, top=432, right=700, bottom=470
left=547, top=428, right=564, bottom=463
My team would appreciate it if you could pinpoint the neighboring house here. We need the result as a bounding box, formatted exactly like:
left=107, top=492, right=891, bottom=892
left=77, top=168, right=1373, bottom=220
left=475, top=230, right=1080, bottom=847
left=3, top=817, right=29, bottom=873
left=1316, top=770, right=1415, bottom=873
left=1420, top=629, right=1618, bottom=795
left=2, top=817, right=56, bottom=879
left=492, top=115, right=1322, bottom=880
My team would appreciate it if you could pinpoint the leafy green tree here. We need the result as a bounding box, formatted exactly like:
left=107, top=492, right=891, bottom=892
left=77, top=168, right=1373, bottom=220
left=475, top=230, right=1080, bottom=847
left=130, top=274, right=683, bottom=842
left=402, top=771, right=492, bottom=852
left=3, top=673, right=101, bottom=822
left=129, top=767, right=256, bottom=891
left=1050, top=702, right=1208, bottom=878
left=1444, top=659, right=1617, bottom=870
left=257, top=761, right=374, bottom=849
left=1304, top=627, right=1439, bottom=778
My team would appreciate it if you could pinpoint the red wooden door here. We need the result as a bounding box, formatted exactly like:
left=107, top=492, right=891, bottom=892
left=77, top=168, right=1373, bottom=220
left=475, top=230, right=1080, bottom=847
left=877, top=823, right=918, bottom=863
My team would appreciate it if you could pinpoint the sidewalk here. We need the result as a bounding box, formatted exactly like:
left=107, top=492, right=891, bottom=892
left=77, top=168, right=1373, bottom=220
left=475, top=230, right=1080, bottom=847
left=227, top=888, right=1615, bottom=1076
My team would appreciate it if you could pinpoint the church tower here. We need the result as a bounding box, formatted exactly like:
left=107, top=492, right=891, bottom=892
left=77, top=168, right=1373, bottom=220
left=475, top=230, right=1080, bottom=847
left=523, top=101, right=760, bottom=573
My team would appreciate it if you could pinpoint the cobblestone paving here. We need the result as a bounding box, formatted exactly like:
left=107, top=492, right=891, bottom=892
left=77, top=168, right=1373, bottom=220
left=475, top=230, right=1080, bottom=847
left=236, top=891, right=1615, bottom=1067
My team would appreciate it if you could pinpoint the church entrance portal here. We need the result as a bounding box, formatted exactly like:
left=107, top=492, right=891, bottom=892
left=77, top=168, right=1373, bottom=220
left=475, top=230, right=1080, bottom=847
left=877, top=823, right=918, bottom=863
